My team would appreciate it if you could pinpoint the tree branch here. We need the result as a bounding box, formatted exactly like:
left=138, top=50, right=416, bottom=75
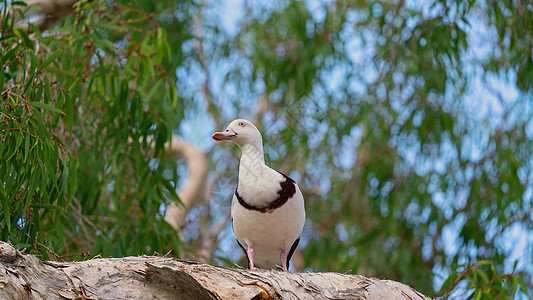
left=164, top=136, right=208, bottom=231
left=0, top=241, right=430, bottom=300
left=4, top=0, right=79, bottom=33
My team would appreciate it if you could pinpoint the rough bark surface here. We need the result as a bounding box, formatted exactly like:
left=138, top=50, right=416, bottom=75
left=0, top=242, right=430, bottom=300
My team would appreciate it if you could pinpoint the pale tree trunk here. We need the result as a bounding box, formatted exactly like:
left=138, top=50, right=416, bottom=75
left=0, top=242, right=430, bottom=300
left=2, top=0, right=78, bottom=33
left=163, top=136, right=208, bottom=232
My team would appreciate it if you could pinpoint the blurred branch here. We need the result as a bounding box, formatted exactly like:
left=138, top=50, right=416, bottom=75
left=193, top=2, right=222, bottom=129
left=164, top=136, right=208, bottom=232
left=3, top=0, right=79, bottom=33
left=196, top=204, right=229, bottom=263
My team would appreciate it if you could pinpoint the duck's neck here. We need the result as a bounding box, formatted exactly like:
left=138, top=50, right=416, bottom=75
left=238, top=142, right=267, bottom=182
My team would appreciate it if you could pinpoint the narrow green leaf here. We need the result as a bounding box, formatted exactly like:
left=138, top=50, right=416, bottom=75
left=11, top=1, right=28, bottom=6
left=29, top=101, right=65, bottom=115
left=93, top=22, right=126, bottom=32
left=51, top=92, right=63, bottom=126
left=145, top=81, right=163, bottom=101
left=2, top=49, right=18, bottom=62
left=41, top=51, right=61, bottom=70
left=44, top=75, right=51, bottom=103
left=45, top=66, right=71, bottom=77
left=60, top=160, right=69, bottom=193
left=66, top=75, right=80, bottom=92
left=0, top=56, right=4, bottom=94
left=438, top=271, right=458, bottom=293
left=32, top=203, right=63, bottom=210
left=65, top=93, right=74, bottom=134
left=22, top=71, right=37, bottom=95
left=14, top=28, right=34, bottom=49
left=473, top=290, right=482, bottom=300
left=0, top=189, right=11, bottom=232
left=28, top=23, right=42, bottom=37
left=24, top=135, right=30, bottom=163
left=518, top=278, right=530, bottom=296
left=475, top=268, right=490, bottom=283
left=24, top=174, right=39, bottom=214
left=29, top=50, right=38, bottom=71
left=6, top=134, right=23, bottom=161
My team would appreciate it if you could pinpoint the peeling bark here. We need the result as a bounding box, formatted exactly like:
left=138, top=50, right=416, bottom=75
left=0, top=242, right=430, bottom=300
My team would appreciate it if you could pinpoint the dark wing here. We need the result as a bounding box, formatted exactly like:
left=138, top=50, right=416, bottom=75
left=234, top=171, right=296, bottom=213
left=286, top=237, right=300, bottom=268
left=268, top=172, right=296, bottom=210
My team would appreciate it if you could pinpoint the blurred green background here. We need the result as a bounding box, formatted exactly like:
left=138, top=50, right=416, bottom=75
left=1, top=0, right=532, bottom=298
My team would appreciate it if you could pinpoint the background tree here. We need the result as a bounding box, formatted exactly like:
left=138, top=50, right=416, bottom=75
left=1, top=0, right=184, bottom=258
left=1, top=0, right=531, bottom=299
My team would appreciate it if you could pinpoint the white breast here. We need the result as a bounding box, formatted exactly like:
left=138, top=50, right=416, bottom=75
left=231, top=183, right=305, bottom=269
left=236, top=166, right=283, bottom=207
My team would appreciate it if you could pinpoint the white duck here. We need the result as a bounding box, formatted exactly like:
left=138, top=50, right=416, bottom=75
left=212, top=119, right=305, bottom=271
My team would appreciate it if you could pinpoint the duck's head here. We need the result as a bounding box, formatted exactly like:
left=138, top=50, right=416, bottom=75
left=212, top=119, right=262, bottom=148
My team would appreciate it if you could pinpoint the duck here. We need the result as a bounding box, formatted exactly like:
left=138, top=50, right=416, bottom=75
left=212, top=119, right=305, bottom=271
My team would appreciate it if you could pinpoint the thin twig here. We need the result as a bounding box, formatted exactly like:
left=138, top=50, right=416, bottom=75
left=1, top=127, right=43, bottom=142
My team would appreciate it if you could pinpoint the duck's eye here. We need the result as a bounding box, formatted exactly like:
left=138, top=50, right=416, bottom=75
left=238, top=122, right=245, bottom=127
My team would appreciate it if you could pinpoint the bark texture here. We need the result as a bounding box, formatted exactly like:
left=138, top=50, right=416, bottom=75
left=0, top=242, right=430, bottom=300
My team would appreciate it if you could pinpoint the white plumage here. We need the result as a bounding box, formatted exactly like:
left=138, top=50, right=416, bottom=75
left=212, top=119, right=305, bottom=271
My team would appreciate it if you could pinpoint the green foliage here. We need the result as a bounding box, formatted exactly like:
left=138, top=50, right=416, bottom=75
left=1, top=1, right=183, bottom=258
left=438, top=261, right=531, bottom=299
left=1, top=6, right=72, bottom=252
